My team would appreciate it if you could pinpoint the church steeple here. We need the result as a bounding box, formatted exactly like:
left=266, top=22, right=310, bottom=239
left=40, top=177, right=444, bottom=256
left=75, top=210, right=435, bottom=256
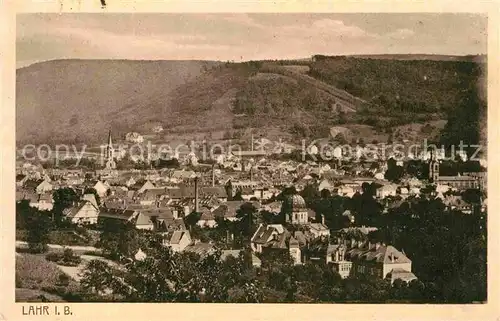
left=105, top=130, right=116, bottom=170
left=107, top=130, right=113, bottom=147
left=428, top=149, right=439, bottom=183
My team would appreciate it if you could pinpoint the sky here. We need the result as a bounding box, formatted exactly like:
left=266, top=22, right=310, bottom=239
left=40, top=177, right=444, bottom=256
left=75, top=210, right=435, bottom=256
left=16, top=13, right=487, bottom=68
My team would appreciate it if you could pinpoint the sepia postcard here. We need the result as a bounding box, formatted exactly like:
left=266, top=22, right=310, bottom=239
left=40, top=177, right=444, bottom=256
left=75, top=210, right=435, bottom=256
left=1, top=1, right=499, bottom=320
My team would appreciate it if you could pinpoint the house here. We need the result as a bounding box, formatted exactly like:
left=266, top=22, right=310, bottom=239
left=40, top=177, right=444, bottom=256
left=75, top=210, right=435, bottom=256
left=220, top=250, right=262, bottom=268
left=443, top=195, right=473, bottom=214
left=134, top=248, right=147, bottom=261
left=16, top=174, right=28, bottom=187
left=196, top=209, right=217, bottom=228
left=134, top=212, right=155, bottom=230
left=326, top=243, right=352, bottom=279
left=162, top=230, right=192, bottom=252
left=82, top=193, right=99, bottom=208
left=261, top=201, right=282, bottom=214
left=63, top=201, right=100, bottom=225
left=35, top=179, right=53, bottom=194
left=98, top=208, right=139, bottom=223
left=138, top=188, right=167, bottom=206
left=318, top=179, right=334, bottom=193
left=337, top=185, right=356, bottom=197
left=135, top=180, right=156, bottom=194
left=213, top=201, right=261, bottom=222
left=376, top=184, right=398, bottom=199
left=251, top=224, right=289, bottom=253
left=345, top=242, right=416, bottom=282
left=93, top=181, right=109, bottom=197
left=31, top=193, right=54, bottom=211
left=342, top=210, right=355, bottom=224
left=308, top=223, right=330, bottom=239
left=125, top=132, right=144, bottom=144
left=437, top=175, right=479, bottom=190
left=251, top=224, right=302, bottom=264
left=139, top=207, right=186, bottom=231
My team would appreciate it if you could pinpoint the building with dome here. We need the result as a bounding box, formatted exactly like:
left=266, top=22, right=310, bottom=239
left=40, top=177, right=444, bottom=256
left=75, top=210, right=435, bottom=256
left=285, top=194, right=309, bottom=225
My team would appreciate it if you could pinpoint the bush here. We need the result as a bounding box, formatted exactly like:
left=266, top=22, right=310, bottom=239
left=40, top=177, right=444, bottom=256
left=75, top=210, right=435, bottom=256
left=45, top=249, right=82, bottom=267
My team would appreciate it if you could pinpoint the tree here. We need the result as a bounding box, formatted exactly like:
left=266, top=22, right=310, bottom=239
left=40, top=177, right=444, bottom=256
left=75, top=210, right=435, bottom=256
left=97, top=219, right=138, bottom=260
left=384, top=158, right=404, bottom=183
left=80, top=259, right=115, bottom=294
left=184, top=212, right=201, bottom=230
left=26, top=211, right=52, bottom=253
left=236, top=203, right=259, bottom=237
left=462, top=188, right=481, bottom=205
left=52, top=187, right=79, bottom=225
left=334, top=133, right=348, bottom=145
left=232, top=190, right=244, bottom=201
left=300, top=184, right=320, bottom=206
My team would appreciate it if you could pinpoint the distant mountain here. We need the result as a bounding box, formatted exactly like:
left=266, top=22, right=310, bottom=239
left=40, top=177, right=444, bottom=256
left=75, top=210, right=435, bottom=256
left=350, top=54, right=486, bottom=63
left=16, top=56, right=486, bottom=148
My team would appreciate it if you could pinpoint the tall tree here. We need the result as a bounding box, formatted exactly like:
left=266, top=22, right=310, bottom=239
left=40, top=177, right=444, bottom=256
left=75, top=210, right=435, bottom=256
left=26, top=211, right=52, bottom=253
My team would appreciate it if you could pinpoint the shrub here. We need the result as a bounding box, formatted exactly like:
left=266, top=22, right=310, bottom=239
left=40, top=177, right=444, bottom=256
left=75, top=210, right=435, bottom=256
left=45, top=249, right=82, bottom=267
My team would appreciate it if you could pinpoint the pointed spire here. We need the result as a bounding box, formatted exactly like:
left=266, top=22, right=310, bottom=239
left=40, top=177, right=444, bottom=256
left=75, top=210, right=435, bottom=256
left=107, top=130, right=113, bottom=147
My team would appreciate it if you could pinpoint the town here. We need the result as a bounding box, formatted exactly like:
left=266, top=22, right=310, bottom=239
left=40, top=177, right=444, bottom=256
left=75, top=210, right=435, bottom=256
left=15, top=129, right=487, bottom=303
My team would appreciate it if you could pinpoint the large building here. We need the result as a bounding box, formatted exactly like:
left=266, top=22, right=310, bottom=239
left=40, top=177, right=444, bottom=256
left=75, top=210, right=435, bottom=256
left=428, top=151, right=480, bottom=190
left=285, top=194, right=310, bottom=225
left=327, top=240, right=417, bottom=283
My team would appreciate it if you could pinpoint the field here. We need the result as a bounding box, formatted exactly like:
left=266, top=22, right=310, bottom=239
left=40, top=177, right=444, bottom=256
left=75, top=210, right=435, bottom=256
left=15, top=253, right=80, bottom=302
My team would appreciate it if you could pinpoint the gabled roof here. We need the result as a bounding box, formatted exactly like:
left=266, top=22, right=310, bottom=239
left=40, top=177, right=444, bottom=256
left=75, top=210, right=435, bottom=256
left=140, top=188, right=167, bottom=201
left=64, top=201, right=99, bottom=218
left=82, top=194, right=98, bottom=208
left=163, top=230, right=190, bottom=245
left=309, top=223, right=329, bottom=232
left=135, top=212, right=153, bottom=226
left=387, top=268, right=417, bottom=283
left=184, top=243, right=215, bottom=257
left=347, top=244, right=411, bottom=264
left=24, top=179, right=43, bottom=191
left=38, top=193, right=53, bottom=202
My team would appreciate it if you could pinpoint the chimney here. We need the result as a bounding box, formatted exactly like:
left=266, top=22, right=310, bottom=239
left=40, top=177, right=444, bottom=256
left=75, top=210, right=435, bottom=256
left=212, top=164, right=215, bottom=187
left=321, top=214, right=325, bottom=225
left=173, top=209, right=178, bottom=220
left=368, top=241, right=372, bottom=250
left=194, top=176, right=199, bottom=213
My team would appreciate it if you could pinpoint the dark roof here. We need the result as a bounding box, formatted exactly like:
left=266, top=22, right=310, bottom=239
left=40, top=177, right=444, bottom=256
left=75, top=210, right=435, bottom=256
left=212, top=201, right=260, bottom=219
left=346, top=245, right=411, bottom=264
left=98, top=208, right=137, bottom=221
left=24, top=179, right=43, bottom=190
left=184, top=243, right=215, bottom=257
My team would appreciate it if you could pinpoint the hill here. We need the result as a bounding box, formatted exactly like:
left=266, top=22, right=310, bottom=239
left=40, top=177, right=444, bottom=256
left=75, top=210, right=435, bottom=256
left=16, top=59, right=219, bottom=145
left=16, top=57, right=486, bottom=149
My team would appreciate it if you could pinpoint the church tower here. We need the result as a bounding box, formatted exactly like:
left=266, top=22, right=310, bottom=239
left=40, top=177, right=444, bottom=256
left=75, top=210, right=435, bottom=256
left=105, top=130, right=116, bottom=169
left=428, top=149, right=439, bottom=183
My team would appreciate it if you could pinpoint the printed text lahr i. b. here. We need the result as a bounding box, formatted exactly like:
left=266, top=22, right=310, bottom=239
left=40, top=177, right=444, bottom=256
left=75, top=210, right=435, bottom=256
left=22, top=305, right=72, bottom=316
